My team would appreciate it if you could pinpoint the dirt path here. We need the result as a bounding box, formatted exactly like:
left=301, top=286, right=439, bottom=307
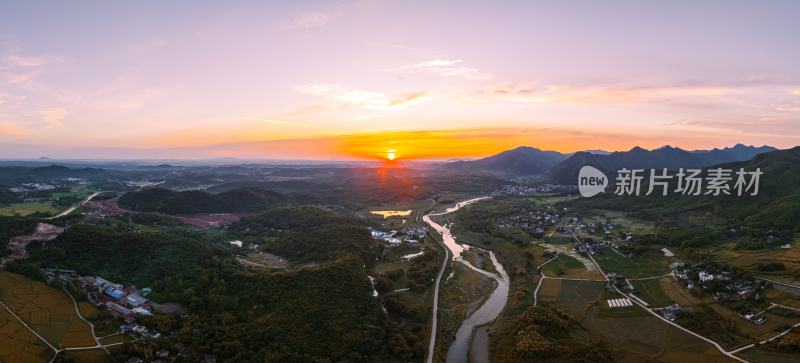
left=63, top=288, right=110, bottom=355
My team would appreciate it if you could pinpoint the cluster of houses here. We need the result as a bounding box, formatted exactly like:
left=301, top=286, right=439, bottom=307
left=84, top=276, right=155, bottom=322
left=370, top=226, right=426, bottom=245
left=660, top=304, right=690, bottom=321
left=672, top=263, right=763, bottom=303
left=85, top=277, right=163, bottom=339
left=577, top=237, right=615, bottom=256
left=40, top=269, right=163, bottom=339
left=497, top=207, right=563, bottom=235
left=13, top=182, right=57, bottom=191
left=606, top=272, right=636, bottom=293
left=738, top=310, right=767, bottom=325
left=493, top=183, right=565, bottom=195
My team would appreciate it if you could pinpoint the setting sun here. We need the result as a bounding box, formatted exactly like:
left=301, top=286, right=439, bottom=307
left=386, top=150, right=397, bottom=160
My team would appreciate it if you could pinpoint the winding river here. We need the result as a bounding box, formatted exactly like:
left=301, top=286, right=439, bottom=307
left=423, top=197, right=510, bottom=363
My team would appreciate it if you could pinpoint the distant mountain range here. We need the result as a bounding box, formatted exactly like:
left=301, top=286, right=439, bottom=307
left=445, top=146, right=570, bottom=176
left=445, top=144, right=777, bottom=182
left=0, top=164, right=107, bottom=184
left=546, top=144, right=776, bottom=184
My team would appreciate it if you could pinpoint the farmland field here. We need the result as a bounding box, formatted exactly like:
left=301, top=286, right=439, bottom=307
left=0, top=202, right=59, bottom=216
left=582, top=304, right=731, bottom=363
left=660, top=278, right=706, bottom=306
left=99, top=333, right=133, bottom=345
left=594, top=250, right=671, bottom=278
left=764, top=285, right=800, bottom=309
left=631, top=277, right=675, bottom=307
left=538, top=279, right=605, bottom=318
left=541, top=254, right=582, bottom=274
left=540, top=254, right=603, bottom=279
left=62, top=349, right=111, bottom=363
left=0, top=307, right=52, bottom=363
left=0, top=272, right=96, bottom=348
left=544, top=236, right=573, bottom=245
left=710, top=243, right=800, bottom=279
left=739, top=349, right=800, bottom=363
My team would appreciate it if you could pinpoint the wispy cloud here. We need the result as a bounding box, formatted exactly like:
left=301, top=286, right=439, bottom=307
left=40, top=107, right=68, bottom=127
left=294, top=84, right=428, bottom=110
left=250, top=117, right=323, bottom=129
left=0, top=123, right=29, bottom=136
left=4, top=72, right=33, bottom=84
left=394, top=59, right=491, bottom=80
left=0, top=54, right=65, bottom=69
left=471, top=82, right=743, bottom=105
left=287, top=10, right=342, bottom=29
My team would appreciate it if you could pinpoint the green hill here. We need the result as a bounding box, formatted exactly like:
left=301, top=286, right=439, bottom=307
left=118, top=187, right=285, bottom=214
left=573, top=147, right=800, bottom=231
left=19, top=205, right=408, bottom=362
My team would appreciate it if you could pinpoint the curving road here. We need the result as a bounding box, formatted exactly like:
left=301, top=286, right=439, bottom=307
left=45, top=191, right=102, bottom=220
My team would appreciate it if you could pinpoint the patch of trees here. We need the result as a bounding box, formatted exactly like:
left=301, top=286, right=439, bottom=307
left=776, top=335, right=800, bottom=352
left=0, top=216, right=37, bottom=257
left=230, top=205, right=380, bottom=264
left=758, top=262, right=786, bottom=272
left=118, top=187, right=285, bottom=214
left=495, top=306, right=614, bottom=362
left=0, top=188, right=22, bottom=204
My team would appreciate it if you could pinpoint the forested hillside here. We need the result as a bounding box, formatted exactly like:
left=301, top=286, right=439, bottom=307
left=230, top=205, right=381, bottom=263
left=17, top=206, right=411, bottom=362
left=572, top=147, right=800, bottom=231
left=118, top=187, right=285, bottom=214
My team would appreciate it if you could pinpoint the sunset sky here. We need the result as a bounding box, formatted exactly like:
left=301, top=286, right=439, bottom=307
left=1, top=1, right=799, bottom=160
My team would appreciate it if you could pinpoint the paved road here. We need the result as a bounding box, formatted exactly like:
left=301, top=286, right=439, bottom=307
left=425, top=218, right=450, bottom=363
left=45, top=191, right=101, bottom=219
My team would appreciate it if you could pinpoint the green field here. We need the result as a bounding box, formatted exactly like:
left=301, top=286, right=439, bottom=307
left=0, top=202, right=59, bottom=216
left=594, top=250, right=671, bottom=278
left=525, top=194, right=573, bottom=205
left=541, top=254, right=584, bottom=276
left=538, top=279, right=606, bottom=318
left=544, top=236, right=573, bottom=245
left=631, top=278, right=674, bottom=307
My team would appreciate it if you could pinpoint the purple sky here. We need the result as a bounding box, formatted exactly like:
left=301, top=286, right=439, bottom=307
left=1, top=1, right=798, bottom=159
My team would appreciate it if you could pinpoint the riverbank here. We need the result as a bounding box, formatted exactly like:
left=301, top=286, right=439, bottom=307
left=423, top=197, right=509, bottom=363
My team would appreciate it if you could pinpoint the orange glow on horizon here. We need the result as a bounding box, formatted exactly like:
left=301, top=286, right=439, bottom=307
left=139, top=126, right=751, bottom=161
